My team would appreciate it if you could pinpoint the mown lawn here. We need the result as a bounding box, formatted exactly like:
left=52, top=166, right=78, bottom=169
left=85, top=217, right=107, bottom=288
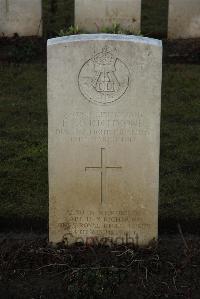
left=0, top=62, right=200, bottom=232
left=43, top=0, right=74, bottom=37
left=0, top=64, right=48, bottom=230
left=160, top=64, right=200, bottom=231
left=142, top=0, right=168, bottom=37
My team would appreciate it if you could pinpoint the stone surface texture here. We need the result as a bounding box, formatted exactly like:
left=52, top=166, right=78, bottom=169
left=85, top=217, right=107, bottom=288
left=48, top=34, right=162, bottom=246
left=0, top=0, right=42, bottom=37
left=168, top=0, right=200, bottom=39
left=75, top=0, right=141, bottom=33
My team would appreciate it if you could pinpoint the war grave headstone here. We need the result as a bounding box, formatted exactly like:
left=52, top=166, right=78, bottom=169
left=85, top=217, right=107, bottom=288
left=48, top=34, right=162, bottom=246
left=0, top=0, right=42, bottom=37
left=75, top=0, right=141, bottom=33
left=168, top=0, right=200, bottom=39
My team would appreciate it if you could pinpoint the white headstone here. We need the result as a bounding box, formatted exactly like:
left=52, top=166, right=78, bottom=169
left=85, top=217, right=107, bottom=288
left=75, top=0, right=141, bottom=33
left=0, top=0, right=42, bottom=37
left=168, top=0, right=200, bottom=39
left=48, top=34, right=162, bottom=246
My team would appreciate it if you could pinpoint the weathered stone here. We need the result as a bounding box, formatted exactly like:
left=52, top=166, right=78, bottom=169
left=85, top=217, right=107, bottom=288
left=168, top=0, right=200, bottom=39
left=0, top=0, right=42, bottom=37
left=48, top=34, right=162, bottom=246
left=75, top=0, right=141, bottom=33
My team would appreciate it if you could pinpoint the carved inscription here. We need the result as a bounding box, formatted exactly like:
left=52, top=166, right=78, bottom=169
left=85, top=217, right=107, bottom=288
left=56, top=111, right=150, bottom=144
left=78, top=46, right=130, bottom=105
left=58, top=209, right=151, bottom=243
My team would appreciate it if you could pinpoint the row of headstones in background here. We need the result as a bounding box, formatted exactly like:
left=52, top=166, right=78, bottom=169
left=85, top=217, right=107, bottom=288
left=76, top=0, right=200, bottom=39
left=48, top=34, right=162, bottom=245
left=75, top=0, right=141, bottom=33
left=0, top=0, right=199, bottom=38
left=0, top=0, right=42, bottom=37
left=168, top=0, right=200, bottom=39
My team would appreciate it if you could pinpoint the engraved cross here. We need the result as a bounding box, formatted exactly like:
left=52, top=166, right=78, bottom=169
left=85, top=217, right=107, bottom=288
left=85, top=148, right=122, bottom=204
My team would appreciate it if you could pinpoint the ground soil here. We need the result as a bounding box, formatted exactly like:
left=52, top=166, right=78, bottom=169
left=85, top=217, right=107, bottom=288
left=0, top=234, right=200, bottom=298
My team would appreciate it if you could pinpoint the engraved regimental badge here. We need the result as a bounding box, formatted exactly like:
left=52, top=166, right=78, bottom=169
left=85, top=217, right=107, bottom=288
left=78, top=46, right=130, bottom=105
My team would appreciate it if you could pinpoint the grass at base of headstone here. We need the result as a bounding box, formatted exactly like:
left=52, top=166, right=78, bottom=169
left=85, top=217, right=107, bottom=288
left=0, top=236, right=200, bottom=298
left=57, top=23, right=141, bottom=37
left=0, top=62, right=200, bottom=233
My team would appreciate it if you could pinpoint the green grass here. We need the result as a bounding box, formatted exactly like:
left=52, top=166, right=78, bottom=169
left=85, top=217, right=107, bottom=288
left=142, top=0, right=168, bottom=37
left=0, top=64, right=48, bottom=230
left=0, top=63, right=200, bottom=231
left=160, top=64, right=200, bottom=227
left=43, top=0, right=74, bottom=37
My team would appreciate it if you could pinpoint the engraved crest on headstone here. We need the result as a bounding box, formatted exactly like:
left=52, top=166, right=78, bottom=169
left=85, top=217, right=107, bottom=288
left=78, top=46, right=130, bottom=105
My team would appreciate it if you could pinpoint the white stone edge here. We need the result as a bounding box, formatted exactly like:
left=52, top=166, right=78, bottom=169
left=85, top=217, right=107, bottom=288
left=47, top=34, right=162, bottom=47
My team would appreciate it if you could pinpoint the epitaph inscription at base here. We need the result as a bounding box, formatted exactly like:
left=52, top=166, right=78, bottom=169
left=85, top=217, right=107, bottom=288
left=48, top=34, right=162, bottom=246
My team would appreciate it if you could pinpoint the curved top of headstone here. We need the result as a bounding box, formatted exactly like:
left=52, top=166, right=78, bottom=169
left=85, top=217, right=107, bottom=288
left=47, top=34, right=162, bottom=47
